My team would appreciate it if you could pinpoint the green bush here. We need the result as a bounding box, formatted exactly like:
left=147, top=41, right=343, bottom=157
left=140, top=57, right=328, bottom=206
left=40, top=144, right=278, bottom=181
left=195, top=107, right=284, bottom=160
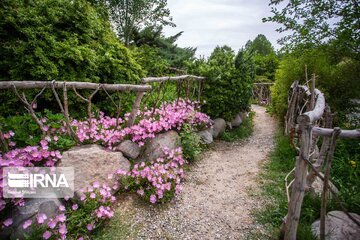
left=190, top=46, right=254, bottom=121
left=0, top=0, right=143, bottom=116
left=179, top=124, right=203, bottom=162
left=270, top=47, right=360, bottom=124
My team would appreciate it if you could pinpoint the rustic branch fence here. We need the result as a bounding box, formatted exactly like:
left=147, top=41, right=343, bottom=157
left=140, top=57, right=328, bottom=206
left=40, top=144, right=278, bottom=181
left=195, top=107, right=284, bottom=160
left=281, top=76, right=360, bottom=239
left=0, top=75, right=205, bottom=146
left=252, top=82, right=273, bottom=105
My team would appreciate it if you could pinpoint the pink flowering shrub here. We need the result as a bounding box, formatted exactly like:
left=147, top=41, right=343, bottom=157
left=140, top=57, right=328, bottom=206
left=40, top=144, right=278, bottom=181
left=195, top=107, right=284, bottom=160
left=71, top=99, right=211, bottom=148
left=0, top=133, right=62, bottom=215
left=1, top=182, right=115, bottom=239
left=116, top=147, right=185, bottom=204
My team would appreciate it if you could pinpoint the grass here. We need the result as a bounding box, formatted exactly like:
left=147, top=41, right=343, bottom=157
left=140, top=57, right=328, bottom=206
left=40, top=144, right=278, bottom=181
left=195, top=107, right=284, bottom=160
left=220, top=111, right=255, bottom=142
left=93, top=202, right=137, bottom=240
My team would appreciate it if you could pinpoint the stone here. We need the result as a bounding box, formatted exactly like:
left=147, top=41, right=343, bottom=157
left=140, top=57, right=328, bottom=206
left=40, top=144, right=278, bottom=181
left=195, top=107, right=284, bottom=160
left=311, top=172, right=339, bottom=197
left=58, top=144, right=130, bottom=194
left=239, top=111, right=248, bottom=120
left=115, top=140, right=141, bottom=159
left=230, top=114, right=243, bottom=128
left=212, top=118, right=226, bottom=138
left=3, top=197, right=62, bottom=240
left=311, top=211, right=360, bottom=240
left=139, top=130, right=180, bottom=161
left=196, top=129, right=214, bottom=144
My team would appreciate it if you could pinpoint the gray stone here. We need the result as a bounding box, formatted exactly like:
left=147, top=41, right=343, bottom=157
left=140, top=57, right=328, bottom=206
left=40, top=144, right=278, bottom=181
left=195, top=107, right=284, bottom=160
left=311, top=211, right=360, bottom=240
left=4, top=198, right=62, bottom=240
left=58, top=144, right=130, bottom=194
left=139, top=130, right=180, bottom=161
left=230, top=114, right=243, bottom=128
left=196, top=129, right=214, bottom=144
left=239, top=111, right=248, bottom=120
left=311, top=172, right=339, bottom=198
left=212, top=118, right=226, bottom=138
left=115, top=140, right=141, bottom=159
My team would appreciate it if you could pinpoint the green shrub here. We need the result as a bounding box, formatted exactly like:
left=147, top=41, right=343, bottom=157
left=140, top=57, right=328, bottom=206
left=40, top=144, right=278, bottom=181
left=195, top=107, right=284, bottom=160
left=189, top=46, right=253, bottom=121
left=270, top=47, right=360, bottom=124
left=179, top=124, right=203, bottom=162
left=0, top=0, right=143, bottom=116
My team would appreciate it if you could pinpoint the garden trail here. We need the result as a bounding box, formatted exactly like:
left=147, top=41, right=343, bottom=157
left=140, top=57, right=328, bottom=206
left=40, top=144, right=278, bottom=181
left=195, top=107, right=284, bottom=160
left=121, top=105, right=277, bottom=239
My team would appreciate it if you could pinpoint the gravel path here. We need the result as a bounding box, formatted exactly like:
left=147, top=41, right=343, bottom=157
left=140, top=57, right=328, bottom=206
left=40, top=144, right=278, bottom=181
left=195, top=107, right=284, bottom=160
left=120, top=105, right=277, bottom=240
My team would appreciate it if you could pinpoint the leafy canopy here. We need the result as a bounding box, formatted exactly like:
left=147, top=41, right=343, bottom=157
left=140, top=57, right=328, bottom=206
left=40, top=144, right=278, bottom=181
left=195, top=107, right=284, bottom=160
left=105, top=0, right=174, bottom=46
left=264, top=0, right=360, bottom=55
left=245, top=34, right=279, bottom=82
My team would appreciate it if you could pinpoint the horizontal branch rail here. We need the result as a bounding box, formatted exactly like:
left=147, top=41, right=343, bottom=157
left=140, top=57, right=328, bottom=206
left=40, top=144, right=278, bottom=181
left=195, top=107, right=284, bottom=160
left=142, top=75, right=205, bottom=84
left=312, top=127, right=360, bottom=139
left=0, top=81, right=151, bottom=92
left=297, top=89, right=325, bottom=124
left=253, top=82, right=274, bottom=85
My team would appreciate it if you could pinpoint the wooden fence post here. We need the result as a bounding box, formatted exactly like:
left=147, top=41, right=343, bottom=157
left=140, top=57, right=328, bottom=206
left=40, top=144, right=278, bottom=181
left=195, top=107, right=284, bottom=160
left=127, top=92, right=145, bottom=127
left=283, top=118, right=312, bottom=239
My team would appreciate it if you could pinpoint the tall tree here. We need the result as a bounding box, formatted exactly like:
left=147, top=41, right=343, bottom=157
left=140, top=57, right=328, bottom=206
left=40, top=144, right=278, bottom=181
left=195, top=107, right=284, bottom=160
left=264, top=0, right=360, bottom=55
left=245, top=34, right=275, bottom=56
left=245, top=34, right=279, bottom=82
left=132, top=26, right=196, bottom=69
left=106, top=0, right=175, bottom=46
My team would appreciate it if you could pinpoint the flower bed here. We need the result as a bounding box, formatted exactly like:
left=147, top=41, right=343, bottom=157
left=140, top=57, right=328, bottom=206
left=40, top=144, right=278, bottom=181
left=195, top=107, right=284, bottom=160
left=0, top=99, right=211, bottom=239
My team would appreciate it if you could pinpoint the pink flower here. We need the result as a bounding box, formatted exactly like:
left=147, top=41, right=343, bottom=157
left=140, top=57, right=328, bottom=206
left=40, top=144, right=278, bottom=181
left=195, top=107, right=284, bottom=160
left=150, top=194, right=157, bottom=204
left=87, top=223, right=94, bottom=231
left=59, top=205, right=65, bottom=211
left=137, top=189, right=144, bottom=196
left=57, top=213, right=66, bottom=222
left=90, top=192, right=96, bottom=199
left=43, top=230, right=52, bottom=239
left=37, top=213, right=47, bottom=224
left=59, top=223, right=67, bottom=235
left=22, top=219, right=32, bottom=229
left=3, top=218, right=13, bottom=227
left=93, top=181, right=100, bottom=188
left=47, top=219, right=57, bottom=229
left=72, top=204, right=78, bottom=210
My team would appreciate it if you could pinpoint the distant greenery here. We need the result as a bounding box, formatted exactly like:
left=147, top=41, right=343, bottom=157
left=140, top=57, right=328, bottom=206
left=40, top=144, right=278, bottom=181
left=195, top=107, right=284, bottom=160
left=220, top=112, right=254, bottom=142
left=189, top=45, right=254, bottom=121
left=245, top=34, right=279, bottom=82
left=270, top=46, right=360, bottom=124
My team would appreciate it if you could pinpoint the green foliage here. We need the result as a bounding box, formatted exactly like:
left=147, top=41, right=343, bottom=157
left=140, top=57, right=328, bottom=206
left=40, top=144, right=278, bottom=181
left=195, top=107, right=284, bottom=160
left=132, top=26, right=196, bottom=70
left=106, top=0, right=174, bottom=46
left=0, top=110, right=75, bottom=150
left=220, top=112, right=254, bottom=142
left=0, top=0, right=144, bottom=117
left=245, top=34, right=279, bottom=82
left=179, top=124, right=203, bottom=162
left=270, top=47, right=360, bottom=123
left=0, top=0, right=143, bottom=82
left=191, top=46, right=253, bottom=121
left=132, top=45, right=170, bottom=76
left=264, top=0, right=360, bottom=56
left=331, top=139, right=360, bottom=214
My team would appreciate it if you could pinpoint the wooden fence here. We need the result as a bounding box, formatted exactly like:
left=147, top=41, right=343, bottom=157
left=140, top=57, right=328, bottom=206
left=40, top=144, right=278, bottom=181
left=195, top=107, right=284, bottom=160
left=0, top=75, right=204, bottom=144
left=252, top=82, right=273, bottom=105
left=281, top=79, right=360, bottom=239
